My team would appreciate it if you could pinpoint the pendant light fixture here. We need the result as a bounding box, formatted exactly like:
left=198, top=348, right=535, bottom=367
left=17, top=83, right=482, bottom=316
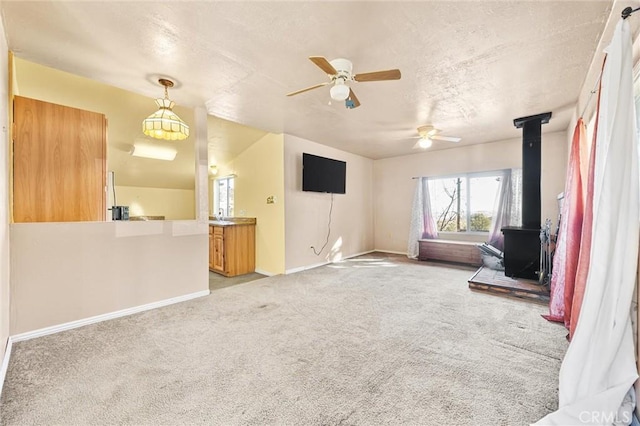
left=142, top=78, right=190, bottom=141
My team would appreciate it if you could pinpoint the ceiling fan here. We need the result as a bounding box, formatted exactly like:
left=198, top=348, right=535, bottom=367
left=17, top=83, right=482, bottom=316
left=286, top=56, right=401, bottom=109
left=413, top=125, right=462, bottom=149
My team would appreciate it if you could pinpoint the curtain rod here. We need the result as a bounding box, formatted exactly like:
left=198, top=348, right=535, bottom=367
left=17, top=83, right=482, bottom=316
left=622, top=6, right=640, bottom=19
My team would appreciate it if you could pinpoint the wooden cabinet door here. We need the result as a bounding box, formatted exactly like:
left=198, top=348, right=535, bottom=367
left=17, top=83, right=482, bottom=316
left=212, top=228, right=225, bottom=272
left=224, top=224, right=255, bottom=276
left=209, top=228, right=215, bottom=270
left=13, top=96, right=106, bottom=222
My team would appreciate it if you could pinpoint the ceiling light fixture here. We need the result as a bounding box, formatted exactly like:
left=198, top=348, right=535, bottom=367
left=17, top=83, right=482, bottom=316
left=418, top=137, right=433, bottom=149
left=142, top=78, right=190, bottom=141
left=330, top=80, right=350, bottom=101
left=130, top=143, right=177, bottom=161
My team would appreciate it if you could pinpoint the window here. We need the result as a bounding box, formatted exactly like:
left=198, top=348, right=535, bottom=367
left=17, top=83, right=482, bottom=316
left=215, top=176, right=234, bottom=217
left=429, top=172, right=502, bottom=233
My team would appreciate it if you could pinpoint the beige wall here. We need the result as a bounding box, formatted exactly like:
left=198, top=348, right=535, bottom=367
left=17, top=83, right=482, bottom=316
left=115, top=186, right=195, bottom=220
left=373, top=132, right=567, bottom=254
left=284, top=134, right=374, bottom=272
left=225, top=133, right=286, bottom=275
left=0, top=26, right=10, bottom=361
left=10, top=221, right=208, bottom=334
left=541, top=132, right=569, bottom=227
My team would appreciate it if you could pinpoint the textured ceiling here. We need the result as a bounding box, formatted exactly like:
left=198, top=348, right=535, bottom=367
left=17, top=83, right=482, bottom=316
left=1, top=1, right=615, bottom=160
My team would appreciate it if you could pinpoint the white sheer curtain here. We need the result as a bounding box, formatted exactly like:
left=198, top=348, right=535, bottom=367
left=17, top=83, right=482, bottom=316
left=487, top=168, right=522, bottom=250
left=536, top=19, right=639, bottom=425
left=407, top=177, right=438, bottom=258
left=510, top=168, right=522, bottom=227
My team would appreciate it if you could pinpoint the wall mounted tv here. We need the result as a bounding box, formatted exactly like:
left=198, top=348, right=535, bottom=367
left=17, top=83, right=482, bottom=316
left=302, top=153, right=346, bottom=194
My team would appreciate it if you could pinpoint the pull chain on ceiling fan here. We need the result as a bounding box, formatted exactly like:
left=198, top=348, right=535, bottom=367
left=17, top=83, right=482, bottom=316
left=286, top=56, right=401, bottom=109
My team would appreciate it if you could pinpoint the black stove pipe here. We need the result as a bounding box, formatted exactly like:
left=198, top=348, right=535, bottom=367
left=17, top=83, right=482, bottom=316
left=501, top=112, right=552, bottom=280
left=514, top=112, right=552, bottom=229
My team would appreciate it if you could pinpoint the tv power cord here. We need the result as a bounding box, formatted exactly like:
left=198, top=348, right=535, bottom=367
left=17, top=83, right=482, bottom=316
left=311, top=193, right=334, bottom=256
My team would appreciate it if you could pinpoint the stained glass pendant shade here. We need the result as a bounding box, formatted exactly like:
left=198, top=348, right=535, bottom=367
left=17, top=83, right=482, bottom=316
left=142, top=78, right=190, bottom=141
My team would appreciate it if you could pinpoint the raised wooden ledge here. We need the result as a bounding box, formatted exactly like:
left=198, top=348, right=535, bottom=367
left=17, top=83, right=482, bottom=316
left=418, top=239, right=482, bottom=266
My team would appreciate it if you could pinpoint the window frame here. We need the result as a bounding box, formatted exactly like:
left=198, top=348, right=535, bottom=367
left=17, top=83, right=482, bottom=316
left=214, top=175, right=235, bottom=217
left=429, top=169, right=505, bottom=235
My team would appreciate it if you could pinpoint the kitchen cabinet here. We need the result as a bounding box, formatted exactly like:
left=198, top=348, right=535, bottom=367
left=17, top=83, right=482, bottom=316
left=13, top=96, right=106, bottom=222
left=209, top=222, right=256, bottom=277
left=209, top=226, right=215, bottom=270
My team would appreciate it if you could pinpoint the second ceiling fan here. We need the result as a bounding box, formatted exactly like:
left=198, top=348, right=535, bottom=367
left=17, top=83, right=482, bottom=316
left=413, top=125, right=462, bottom=149
left=286, top=56, right=401, bottom=109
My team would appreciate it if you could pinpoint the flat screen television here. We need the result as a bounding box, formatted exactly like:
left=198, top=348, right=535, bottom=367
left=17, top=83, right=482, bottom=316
left=302, top=153, right=346, bottom=194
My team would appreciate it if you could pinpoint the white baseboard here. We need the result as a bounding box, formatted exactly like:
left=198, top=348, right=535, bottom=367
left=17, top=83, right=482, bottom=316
left=254, top=268, right=276, bottom=277
left=10, top=289, right=211, bottom=344
left=286, top=262, right=327, bottom=275
left=0, top=337, right=13, bottom=398
left=374, top=249, right=408, bottom=256
left=285, top=250, right=376, bottom=275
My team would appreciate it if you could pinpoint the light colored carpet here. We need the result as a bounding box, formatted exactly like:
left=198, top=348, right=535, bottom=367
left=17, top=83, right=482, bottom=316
left=0, top=253, right=567, bottom=425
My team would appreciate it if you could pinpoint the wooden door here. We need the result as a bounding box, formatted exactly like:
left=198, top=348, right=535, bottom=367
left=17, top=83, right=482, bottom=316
left=13, top=96, right=106, bottom=222
left=212, top=227, right=225, bottom=273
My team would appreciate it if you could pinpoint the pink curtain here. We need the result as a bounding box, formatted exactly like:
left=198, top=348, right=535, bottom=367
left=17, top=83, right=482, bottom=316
left=543, top=120, right=587, bottom=324
left=569, top=98, right=600, bottom=338
left=562, top=120, right=586, bottom=329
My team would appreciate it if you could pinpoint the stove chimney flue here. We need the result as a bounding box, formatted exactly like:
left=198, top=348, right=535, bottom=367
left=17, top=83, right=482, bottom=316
left=501, top=112, right=552, bottom=280
left=513, top=112, right=552, bottom=229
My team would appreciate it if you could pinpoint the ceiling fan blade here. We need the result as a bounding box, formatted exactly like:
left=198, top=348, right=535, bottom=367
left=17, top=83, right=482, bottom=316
left=309, top=56, right=337, bottom=75
left=432, top=135, right=462, bottom=143
left=286, top=82, right=330, bottom=97
left=346, top=88, right=361, bottom=109
left=353, top=69, right=401, bottom=82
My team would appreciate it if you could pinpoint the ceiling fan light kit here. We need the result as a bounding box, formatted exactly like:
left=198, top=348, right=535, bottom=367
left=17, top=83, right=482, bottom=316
left=142, top=78, right=190, bottom=141
left=418, top=138, right=433, bottom=149
left=330, top=81, right=350, bottom=101
left=287, top=56, right=401, bottom=109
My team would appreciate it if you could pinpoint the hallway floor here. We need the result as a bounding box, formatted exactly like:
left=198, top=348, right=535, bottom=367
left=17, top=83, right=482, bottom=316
left=209, top=271, right=267, bottom=292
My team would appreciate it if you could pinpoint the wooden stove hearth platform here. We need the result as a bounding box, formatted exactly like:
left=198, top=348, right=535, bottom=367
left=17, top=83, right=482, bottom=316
left=468, top=266, right=549, bottom=304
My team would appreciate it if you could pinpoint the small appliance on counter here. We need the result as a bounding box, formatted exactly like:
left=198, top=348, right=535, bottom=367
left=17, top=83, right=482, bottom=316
left=110, top=205, right=129, bottom=221
left=107, top=171, right=129, bottom=221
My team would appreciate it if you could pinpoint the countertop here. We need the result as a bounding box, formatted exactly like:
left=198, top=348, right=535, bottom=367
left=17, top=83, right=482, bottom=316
left=129, top=216, right=165, bottom=221
left=209, top=217, right=256, bottom=226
